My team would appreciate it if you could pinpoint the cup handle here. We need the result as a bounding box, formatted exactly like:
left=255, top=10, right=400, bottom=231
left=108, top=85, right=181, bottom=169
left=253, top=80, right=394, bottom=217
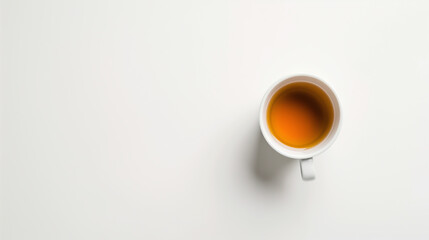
left=300, top=158, right=315, bottom=181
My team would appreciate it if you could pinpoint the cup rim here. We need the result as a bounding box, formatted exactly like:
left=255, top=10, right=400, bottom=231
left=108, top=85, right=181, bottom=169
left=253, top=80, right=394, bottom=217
left=259, top=75, right=342, bottom=159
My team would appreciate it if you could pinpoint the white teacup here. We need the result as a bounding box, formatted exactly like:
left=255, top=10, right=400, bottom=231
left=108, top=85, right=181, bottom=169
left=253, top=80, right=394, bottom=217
left=259, top=75, right=342, bottom=180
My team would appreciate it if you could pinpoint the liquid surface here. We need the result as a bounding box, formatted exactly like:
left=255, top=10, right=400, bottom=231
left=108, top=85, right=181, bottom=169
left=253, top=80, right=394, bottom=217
left=267, top=82, right=334, bottom=148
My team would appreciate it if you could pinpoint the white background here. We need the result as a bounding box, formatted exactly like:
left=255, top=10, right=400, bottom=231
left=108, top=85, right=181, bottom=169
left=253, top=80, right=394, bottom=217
left=2, top=0, right=429, bottom=239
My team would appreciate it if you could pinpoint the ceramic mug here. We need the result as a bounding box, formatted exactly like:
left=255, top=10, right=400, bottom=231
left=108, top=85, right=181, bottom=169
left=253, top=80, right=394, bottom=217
left=259, top=75, right=342, bottom=180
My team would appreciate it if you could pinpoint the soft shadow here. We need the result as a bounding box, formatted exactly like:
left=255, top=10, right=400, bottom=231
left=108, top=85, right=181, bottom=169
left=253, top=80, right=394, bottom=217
left=252, top=130, right=296, bottom=187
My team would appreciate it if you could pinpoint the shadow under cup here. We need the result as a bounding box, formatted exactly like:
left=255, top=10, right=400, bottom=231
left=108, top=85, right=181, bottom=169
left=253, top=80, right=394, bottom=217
left=260, top=76, right=341, bottom=160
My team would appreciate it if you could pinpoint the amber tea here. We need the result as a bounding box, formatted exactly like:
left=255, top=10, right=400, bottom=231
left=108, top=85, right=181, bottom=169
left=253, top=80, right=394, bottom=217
left=267, top=82, right=334, bottom=148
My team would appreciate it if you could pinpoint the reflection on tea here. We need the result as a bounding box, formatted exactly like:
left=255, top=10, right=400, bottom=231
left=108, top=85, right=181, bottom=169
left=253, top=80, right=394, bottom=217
left=267, top=82, right=334, bottom=148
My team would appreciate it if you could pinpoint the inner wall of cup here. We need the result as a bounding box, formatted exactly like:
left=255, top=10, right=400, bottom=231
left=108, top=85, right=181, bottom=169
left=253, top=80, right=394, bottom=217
left=261, top=76, right=341, bottom=158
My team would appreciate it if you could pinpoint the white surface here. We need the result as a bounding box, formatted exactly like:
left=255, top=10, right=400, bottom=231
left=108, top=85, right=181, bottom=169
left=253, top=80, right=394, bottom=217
left=1, top=0, right=429, bottom=239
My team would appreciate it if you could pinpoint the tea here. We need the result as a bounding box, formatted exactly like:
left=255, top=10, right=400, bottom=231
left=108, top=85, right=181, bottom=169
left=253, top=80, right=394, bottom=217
left=267, top=82, right=334, bottom=148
